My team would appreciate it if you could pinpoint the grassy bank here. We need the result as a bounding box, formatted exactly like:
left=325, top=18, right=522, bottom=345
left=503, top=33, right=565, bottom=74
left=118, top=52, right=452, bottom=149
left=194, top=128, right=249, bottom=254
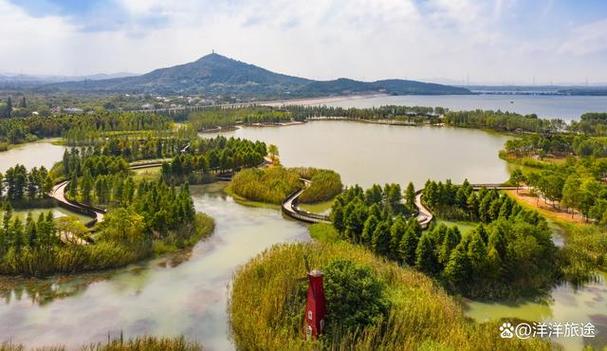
left=0, top=212, right=215, bottom=277
left=224, top=184, right=281, bottom=209
left=152, top=213, right=215, bottom=255
left=230, top=240, right=550, bottom=350
left=0, top=336, right=201, bottom=351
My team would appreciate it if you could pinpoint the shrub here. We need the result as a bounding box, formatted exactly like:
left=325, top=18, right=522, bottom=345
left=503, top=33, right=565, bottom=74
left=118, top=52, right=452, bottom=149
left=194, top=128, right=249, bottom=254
left=323, top=259, right=389, bottom=333
left=230, top=167, right=301, bottom=204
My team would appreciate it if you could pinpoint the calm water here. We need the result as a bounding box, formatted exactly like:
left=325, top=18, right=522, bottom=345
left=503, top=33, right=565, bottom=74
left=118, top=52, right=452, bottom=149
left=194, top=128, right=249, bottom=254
left=206, top=121, right=511, bottom=188
left=301, top=94, right=607, bottom=121
left=0, top=122, right=604, bottom=350
left=0, top=183, right=309, bottom=350
left=0, top=140, right=66, bottom=173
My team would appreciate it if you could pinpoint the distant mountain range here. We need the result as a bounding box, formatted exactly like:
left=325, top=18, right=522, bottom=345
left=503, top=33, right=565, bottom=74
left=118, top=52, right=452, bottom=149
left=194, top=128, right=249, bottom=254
left=36, top=53, right=471, bottom=97
left=0, top=72, right=135, bottom=89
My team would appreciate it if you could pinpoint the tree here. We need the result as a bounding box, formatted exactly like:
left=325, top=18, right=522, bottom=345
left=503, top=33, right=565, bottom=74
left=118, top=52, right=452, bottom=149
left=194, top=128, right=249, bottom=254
left=438, top=226, right=461, bottom=265
left=509, top=169, right=526, bottom=192
left=55, top=216, right=88, bottom=245
left=561, top=175, right=582, bottom=217
left=389, top=217, right=407, bottom=260
left=80, top=169, right=94, bottom=203
left=399, top=224, right=419, bottom=266
left=3, top=96, right=12, bottom=118
left=323, top=260, right=389, bottom=333
left=467, top=230, right=489, bottom=279
left=361, top=214, right=379, bottom=246
left=371, top=221, right=391, bottom=256
left=415, top=233, right=440, bottom=275
left=268, top=144, right=279, bottom=165
left=99, top=207, right=146, bottom=244
left=405, top=182, right=416, bottom=213
left=443, top=243, right=472, bottom=292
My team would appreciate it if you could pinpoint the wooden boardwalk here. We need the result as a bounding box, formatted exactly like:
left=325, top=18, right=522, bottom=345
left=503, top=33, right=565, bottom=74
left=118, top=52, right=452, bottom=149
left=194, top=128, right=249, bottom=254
left=282, top=182, right=519, bottom=228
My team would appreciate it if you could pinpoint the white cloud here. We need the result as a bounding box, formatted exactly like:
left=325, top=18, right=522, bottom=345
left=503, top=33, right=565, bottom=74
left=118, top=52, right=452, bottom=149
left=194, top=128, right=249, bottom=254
left=0, top=0, right=605, bottom=84
left=558, top=18, right=607, bottom=56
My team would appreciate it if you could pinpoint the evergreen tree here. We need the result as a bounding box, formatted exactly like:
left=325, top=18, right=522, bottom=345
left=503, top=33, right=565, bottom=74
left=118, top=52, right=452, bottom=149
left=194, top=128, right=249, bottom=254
left=443, top=243, right=471, bottom=292
left=405, top=182, right=416, bottom=213
left=415, top=233, right=440, bottom=275
left=361, top=214, right=379, bottom=246
left=371, top=221, right=391, bottom=256
left=399, top=225, right=419, bottom=266
left=389, top=217, right=407, bottom=260
left=439, top=227, right=461, bottom=265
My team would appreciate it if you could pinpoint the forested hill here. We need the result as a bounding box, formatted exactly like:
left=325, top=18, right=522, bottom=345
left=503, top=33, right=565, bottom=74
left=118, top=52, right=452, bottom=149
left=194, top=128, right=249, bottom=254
left=41, top=53, right=470, bottom=97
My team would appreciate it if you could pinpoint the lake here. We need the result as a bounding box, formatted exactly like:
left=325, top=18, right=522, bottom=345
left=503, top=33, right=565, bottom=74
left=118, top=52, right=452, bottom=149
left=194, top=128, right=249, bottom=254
left=205, top=121, right=511, bottom=188
left=283, top=94, right=607, bottom=121
left=0, top=140, right=66, bottom=173
left=0, top=121, right=604, bottom=350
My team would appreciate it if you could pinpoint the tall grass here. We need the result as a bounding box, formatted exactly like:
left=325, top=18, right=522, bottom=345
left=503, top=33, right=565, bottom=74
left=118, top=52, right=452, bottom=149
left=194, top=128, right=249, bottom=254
left=0, top=336, right=201, bottom=351
left=295, top=168, right=343, bottom=203
left=230, top=167, right=301, bottom=204
left=230, top=241, right=551, bottom=350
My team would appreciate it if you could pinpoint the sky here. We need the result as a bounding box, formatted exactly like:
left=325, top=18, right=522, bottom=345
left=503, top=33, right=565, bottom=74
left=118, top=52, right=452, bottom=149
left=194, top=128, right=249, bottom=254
left=1, top=0, right=606, bottom=85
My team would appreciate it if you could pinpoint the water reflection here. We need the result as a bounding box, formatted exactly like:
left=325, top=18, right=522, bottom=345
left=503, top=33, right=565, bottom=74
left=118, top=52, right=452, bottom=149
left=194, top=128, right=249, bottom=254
left=0, top=183, right=309, bottom=350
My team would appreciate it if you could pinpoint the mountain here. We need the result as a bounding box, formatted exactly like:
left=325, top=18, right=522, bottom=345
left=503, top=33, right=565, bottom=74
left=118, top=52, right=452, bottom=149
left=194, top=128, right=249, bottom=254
left=0, top=72, right=136, bottom=89
left=41, top=53, right=471, bottom=97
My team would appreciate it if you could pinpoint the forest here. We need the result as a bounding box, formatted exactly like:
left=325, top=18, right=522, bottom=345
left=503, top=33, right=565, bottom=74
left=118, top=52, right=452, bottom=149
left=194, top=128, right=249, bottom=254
left=330, top=181, right=558, bottom=298
left=0, top=138, right=217, bottom=276
left=0, top=111, right=171, bottom=148
left=0, top=165, right=53, bottom=204
left=161, top=136, right=267, bottom=184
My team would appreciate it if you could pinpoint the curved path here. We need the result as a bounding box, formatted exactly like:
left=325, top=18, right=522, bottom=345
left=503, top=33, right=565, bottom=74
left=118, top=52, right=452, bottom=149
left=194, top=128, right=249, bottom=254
left=282, top=181, right=522, bottom=228
left=49, top=160, right=170, bottom=231
left=281, top=179, right=331, bottom=224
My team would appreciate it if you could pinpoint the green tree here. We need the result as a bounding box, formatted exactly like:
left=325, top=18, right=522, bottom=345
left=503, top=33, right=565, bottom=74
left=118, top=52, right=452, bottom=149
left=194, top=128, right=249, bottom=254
left=371, top=221, right=391, bottom=256
left=323, top=260, right=390, bottom=333
left=415, top=233, right=440, bottom=275
left=405, top=182, right=416, bottom=213
left=509, top=169, right=526, bottom=192
left=443, top=243, right=471, bottom=292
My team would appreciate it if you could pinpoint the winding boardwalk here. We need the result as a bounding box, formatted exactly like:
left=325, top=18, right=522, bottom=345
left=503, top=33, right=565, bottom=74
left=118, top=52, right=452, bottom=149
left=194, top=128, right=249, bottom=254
left=281, top=179, right=331, bottom=224
left=49, top=160, right=169, bottom=232
left=282, top=181, right=521, bottom=228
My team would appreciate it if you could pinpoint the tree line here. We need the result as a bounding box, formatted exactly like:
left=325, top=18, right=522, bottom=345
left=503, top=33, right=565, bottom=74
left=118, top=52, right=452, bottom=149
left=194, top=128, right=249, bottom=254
left=161, top=136, right=267, bottom=183
left=443, top=110, right=565, bottom=133
left=0, top=112, right=171, bottom=146
left=0, top=165, right=53, bottom=203
left=188, top=107, right=291, bottom=130
left=285, top=105, right=446, bottom=121
left=330, top=181, right=558, bottom=298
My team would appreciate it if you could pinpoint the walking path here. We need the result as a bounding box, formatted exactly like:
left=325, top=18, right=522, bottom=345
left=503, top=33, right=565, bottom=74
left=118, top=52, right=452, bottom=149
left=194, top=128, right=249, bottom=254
left=282, top=182, right=521, bottom=228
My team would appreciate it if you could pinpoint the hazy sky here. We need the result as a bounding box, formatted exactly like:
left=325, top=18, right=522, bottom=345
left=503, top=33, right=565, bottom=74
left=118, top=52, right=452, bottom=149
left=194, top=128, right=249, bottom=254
left=1, top=0, right=607, bottom=84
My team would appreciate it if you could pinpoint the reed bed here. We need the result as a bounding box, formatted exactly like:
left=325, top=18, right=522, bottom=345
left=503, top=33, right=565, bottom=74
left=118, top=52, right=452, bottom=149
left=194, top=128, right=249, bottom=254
left=230, top=241, right=552, bottom=351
